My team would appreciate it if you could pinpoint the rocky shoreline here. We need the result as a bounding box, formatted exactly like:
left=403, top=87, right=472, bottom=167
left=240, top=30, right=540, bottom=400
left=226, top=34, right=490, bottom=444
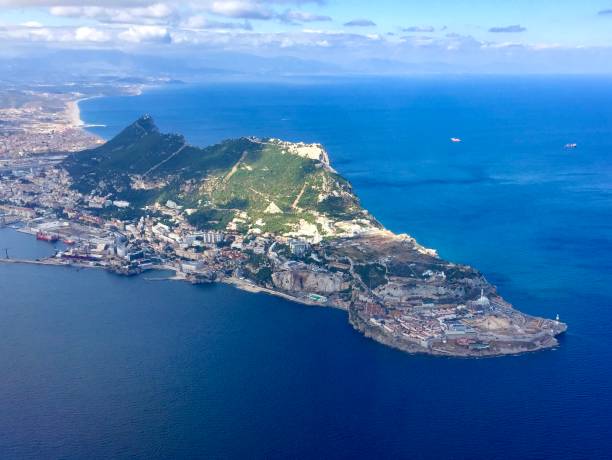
left=0, top=110, right=568, bottom=359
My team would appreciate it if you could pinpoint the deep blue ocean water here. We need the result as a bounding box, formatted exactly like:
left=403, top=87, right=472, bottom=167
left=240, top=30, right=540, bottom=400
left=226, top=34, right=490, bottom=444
left=1, top=77, right=611, bottom=458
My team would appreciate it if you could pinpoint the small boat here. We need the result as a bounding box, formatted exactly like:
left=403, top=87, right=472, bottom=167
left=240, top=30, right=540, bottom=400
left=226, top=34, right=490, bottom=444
left=564, top=143, right=577, bottom=149
left=63, top=238, right=76, bottom=245
left=36, top=231, right=59, bottom=243
left=450, top=137, right=462, bottom=143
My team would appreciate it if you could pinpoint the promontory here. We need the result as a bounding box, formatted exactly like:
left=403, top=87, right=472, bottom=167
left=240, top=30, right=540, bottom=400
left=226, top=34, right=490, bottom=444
left=0, top=115, right=567, bottom=357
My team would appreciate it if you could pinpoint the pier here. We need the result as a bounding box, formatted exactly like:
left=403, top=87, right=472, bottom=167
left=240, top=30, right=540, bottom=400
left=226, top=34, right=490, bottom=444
left=0, top=256, right=90, bottom=269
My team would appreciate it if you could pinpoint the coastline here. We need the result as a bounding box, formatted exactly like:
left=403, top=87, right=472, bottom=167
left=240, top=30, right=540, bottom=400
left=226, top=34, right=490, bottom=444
left=0, top=247, right=566, bottom=359
left=56, top=94, right=106, bottom=150
left=1, top=85, right=568, bottom=359
left=0, top=254, right=338, bottom=310
left=70, top=96, right=105, bottom=129
left=66, top=99, right=83, bottom=127
left=68, top=84, right=149, bottom=135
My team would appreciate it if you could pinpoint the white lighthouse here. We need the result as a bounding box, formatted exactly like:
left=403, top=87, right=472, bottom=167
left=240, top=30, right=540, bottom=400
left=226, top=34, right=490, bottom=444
left=475, top=288, right=490, bottom=307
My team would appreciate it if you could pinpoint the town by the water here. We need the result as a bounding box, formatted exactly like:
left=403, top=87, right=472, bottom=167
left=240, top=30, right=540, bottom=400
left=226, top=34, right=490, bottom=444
left=0, top=87, right=567, bottom=358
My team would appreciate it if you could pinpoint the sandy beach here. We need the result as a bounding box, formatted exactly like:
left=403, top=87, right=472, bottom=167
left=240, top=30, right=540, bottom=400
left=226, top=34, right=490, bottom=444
left=67, top=95, right=108, bottom=129
left=65, top=99, right=83, bottom=127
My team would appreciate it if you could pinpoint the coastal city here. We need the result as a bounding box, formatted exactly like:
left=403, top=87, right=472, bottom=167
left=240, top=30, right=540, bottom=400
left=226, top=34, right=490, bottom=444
left=0, top=89, right=103, bottom=157
left=0, top=89, right=567, bottom=357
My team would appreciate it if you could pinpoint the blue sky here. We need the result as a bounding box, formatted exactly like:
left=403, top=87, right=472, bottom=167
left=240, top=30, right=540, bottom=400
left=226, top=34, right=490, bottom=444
left=2, top=1, right=612, bottom=73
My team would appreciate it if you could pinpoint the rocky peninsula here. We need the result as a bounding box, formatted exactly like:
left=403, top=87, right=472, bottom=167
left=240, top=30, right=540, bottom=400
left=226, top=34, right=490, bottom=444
left=0, top=114, right=567, bottom=357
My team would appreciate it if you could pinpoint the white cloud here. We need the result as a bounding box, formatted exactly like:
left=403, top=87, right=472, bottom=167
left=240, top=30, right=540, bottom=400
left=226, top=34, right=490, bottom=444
left=74, top=26, right=111, bottom=42
left=3, top=0, right=332, bottom=28
left=209, top=0, right=274, bottom=19
left=530, top=43, right=563, bottom=51
left=2, top=25, right=54, bottom=41
left=118, top=24, right=171, bottom=43
left=50, top=3, right=175, bottom=25
left=481, top=41, right=524, bottom=49
left=279, top=9, right=331, bottom=24
left=20, top=21, right=43, bottom=27
left=24, top=27, right=55, bottom=41
left=1, top=23, right=112, bottom=43
left=0, top=0, right=323, bottom=5
left=0, top=0, right=150, bottom=5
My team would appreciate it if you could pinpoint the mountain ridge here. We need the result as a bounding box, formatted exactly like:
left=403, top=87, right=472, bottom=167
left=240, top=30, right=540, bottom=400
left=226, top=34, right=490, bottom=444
left=63, top=115, right=379, bottom=239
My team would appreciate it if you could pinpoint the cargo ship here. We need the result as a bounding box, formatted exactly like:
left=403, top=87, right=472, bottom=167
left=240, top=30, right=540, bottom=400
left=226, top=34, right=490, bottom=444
left=36, top=231, right=59, bottom=242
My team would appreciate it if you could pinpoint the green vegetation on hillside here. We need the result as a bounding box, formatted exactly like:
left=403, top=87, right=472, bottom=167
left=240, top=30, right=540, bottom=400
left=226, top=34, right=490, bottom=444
left=63, top=116, right=376, bottom=234
left=186, top=208, right=235, bottom=230
left=355, top=263, right=388, bottom=289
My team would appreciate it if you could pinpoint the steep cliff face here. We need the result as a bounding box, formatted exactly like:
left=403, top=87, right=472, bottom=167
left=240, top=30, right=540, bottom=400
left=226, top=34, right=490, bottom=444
left=272, top=269, right=349, bottom=294
left=375, top=271, right=489, bottom=303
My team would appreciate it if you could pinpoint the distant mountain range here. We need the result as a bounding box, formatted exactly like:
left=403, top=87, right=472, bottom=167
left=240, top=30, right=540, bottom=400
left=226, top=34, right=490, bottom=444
left=0, top=49, right=345, bottom=84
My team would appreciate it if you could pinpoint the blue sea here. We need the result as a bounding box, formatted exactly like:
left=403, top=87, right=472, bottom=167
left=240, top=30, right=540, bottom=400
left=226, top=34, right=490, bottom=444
left=1, top=76, right=612, bottom=459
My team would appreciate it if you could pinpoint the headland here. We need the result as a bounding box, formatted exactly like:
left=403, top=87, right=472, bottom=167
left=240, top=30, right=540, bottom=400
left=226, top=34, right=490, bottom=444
left=0, top=93, right=567, bottom=357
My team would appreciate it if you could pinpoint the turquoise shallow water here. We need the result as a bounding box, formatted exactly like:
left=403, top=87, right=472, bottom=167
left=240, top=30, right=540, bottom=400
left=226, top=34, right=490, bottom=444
left=1, top=76, right=611, bottom=458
